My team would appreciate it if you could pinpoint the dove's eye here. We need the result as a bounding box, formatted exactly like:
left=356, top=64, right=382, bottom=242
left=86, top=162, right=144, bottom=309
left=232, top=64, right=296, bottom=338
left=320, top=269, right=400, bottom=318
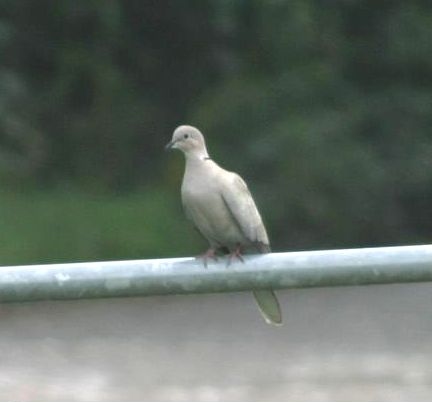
left=183, top=134, right=189, bottom=139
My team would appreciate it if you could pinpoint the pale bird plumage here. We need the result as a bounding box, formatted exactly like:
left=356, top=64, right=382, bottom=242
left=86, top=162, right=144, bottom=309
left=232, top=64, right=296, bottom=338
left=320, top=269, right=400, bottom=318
left=166, top=125, right=282, bottom=326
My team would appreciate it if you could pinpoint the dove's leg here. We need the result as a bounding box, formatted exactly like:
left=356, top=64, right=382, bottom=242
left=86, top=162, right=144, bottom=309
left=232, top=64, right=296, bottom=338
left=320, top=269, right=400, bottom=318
left=227, top=244, right=244, bottom=265
left=197, top=248, right=218, bottom=268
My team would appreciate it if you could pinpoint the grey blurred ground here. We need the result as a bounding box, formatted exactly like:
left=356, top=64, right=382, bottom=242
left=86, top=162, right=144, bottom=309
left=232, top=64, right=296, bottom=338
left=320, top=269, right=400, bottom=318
left=1, top=283, right=432, bottom=402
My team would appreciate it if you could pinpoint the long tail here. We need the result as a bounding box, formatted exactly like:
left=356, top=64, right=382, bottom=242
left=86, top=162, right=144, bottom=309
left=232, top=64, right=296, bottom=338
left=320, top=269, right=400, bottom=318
left=253, top=289, right=282, bottom=326
left=251, top=242, right=282, bottom=325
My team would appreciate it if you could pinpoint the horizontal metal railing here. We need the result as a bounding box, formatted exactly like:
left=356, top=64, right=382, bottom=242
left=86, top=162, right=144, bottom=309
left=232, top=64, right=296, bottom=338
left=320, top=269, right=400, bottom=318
left=0, top=244, right=432, bottom=303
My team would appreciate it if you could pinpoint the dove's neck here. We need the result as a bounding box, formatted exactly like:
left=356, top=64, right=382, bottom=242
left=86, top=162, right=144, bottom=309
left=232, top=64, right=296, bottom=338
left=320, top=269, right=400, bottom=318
left=184, top=147, right=210, bottom=163
left=183, top=148, right=213, bottom=180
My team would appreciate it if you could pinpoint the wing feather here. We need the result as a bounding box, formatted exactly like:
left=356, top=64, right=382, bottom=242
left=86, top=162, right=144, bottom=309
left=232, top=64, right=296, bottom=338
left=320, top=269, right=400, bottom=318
left=220, top=173, right=269, bottom=247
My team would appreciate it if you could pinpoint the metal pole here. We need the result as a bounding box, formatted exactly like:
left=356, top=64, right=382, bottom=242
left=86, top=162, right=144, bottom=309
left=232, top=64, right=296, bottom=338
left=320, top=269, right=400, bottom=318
left=1, top=244, right=432, bottom=303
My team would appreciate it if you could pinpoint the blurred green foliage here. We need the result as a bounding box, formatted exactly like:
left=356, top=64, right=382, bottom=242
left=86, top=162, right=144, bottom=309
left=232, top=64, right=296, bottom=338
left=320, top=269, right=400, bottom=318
left=0, top=189, right=203, bottom=265
left=1, top=1, right=432, bottom=264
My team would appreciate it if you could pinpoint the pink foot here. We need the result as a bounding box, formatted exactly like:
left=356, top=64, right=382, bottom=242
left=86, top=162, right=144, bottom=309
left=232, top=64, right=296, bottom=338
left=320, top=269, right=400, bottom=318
left=227, top=244, right=244, bottom=266
left=197, top=248, right=218, bottom=268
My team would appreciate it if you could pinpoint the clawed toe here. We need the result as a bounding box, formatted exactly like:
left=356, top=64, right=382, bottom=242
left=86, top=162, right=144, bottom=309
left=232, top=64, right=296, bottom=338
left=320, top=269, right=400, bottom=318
left=197, top=248, right=218, bottom=268
left=227, top=245, right=244, bottom=266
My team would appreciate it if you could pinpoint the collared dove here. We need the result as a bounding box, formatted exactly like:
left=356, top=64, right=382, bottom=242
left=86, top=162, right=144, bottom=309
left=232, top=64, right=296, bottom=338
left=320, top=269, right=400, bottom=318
left=166, top=125, right=282, bottom=326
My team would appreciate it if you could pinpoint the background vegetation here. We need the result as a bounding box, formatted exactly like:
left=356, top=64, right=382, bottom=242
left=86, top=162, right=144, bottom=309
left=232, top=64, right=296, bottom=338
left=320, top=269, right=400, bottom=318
left=1, top=0, right=431, bottom=265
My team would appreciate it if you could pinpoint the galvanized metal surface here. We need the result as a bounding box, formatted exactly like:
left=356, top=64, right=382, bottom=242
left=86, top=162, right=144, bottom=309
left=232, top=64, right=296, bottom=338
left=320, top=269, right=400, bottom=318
left=1, top=244, right=432, bottom=302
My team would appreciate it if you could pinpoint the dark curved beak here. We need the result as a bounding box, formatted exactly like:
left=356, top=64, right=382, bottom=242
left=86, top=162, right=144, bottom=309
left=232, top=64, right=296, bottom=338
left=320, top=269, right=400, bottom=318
left=165, top=140, right=175, bottom=150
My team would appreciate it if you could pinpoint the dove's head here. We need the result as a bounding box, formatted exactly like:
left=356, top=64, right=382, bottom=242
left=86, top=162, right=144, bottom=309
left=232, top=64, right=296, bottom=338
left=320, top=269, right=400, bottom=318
left=166, top=125, right=209, bottom=159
